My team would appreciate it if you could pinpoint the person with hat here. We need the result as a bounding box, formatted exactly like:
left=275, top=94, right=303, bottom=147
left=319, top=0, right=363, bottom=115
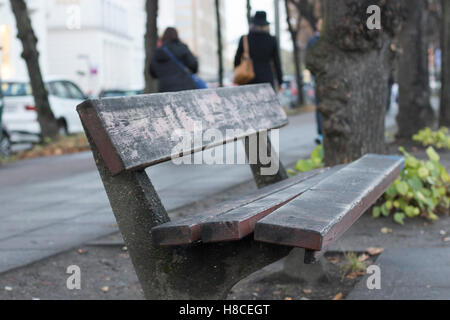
left=234, top=11, right=283, bottom=90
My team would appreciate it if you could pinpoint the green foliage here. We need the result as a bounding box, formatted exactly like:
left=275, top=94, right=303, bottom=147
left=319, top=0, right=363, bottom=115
left=341, top=252, right=368, bottom=277
left=412, top=127, right=450, bottom=149
left=373, top=147, right=450, bottom=224
left=294, top=145, right=324, bottom=173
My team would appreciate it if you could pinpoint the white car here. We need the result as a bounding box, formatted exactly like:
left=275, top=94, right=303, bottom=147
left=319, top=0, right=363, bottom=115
left=1, top=77, right=86, bottom=143
left=1, top=80, right=12, bottom=157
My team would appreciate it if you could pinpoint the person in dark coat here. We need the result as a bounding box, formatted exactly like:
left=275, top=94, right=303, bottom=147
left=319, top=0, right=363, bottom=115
left=150, top=27, right=199, bottom=93
left=234, top=11, right=283, bottom=89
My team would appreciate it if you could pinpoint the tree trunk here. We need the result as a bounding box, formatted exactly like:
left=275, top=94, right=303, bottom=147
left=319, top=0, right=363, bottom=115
left=439, top=0, right=450, bottom=127
left=247, top=0, right=252, bottom=25
left=215, top=0, right=224, bottom=87
left=306, top=0, right=405, bottom=166
left=285, top=0, right=304, bottom=106
left=10, top=0, right=59, bottom=141
left=144, top=0, right=158, bottom=94
left=396, top=0, right=435, bottom=140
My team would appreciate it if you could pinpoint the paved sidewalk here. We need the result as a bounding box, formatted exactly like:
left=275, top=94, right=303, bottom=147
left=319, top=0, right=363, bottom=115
left=348, top=247, right=450, bottom=299
left=0, top=112, right=318, bottom=273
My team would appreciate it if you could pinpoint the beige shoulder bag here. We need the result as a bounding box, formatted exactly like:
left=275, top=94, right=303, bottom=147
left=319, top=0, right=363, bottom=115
left=233, top=35, right=255, bottom=85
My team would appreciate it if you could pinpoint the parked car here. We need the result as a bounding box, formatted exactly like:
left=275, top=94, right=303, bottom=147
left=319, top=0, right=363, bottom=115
left=1, top=77, right=86, bottom=143
left=0, top=77, right=12, bottom=157
left=99, top=89, right=143, bottom=98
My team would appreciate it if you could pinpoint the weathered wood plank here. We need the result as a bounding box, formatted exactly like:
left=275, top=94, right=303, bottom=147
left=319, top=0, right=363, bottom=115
left=151, top=169, right=326, bottom=246
left=254, top=155, right=404, bottom=251
left=77, top=84, right=288, bottom=175
left=201, top=166, right=344, bottom=243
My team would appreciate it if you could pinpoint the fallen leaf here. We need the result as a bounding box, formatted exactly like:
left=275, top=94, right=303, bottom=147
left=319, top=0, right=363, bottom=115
left=303, top=289, right=312, bottom=294
left=332, top=292, right=343, bottom=300
left=327, top=256, right=340, bottom=264
left=381, top=227, right=393, bottom=234
left=358, top=254, right=370, bottom=262
left=284, top=297, right=293, bottom=301
left=443, top=237, right=450, bottom=242
left=346, top=271, right=365, bottom=279
left=100, top=286, right=110, bottom=293
left=366, top=247, right=385, bottom=256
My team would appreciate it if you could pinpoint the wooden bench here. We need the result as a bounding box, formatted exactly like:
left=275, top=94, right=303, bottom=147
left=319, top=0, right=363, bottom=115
left=77, top=84, right=404, bottom=299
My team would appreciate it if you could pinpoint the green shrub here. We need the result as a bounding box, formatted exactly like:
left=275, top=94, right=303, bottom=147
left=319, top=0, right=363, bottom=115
left=412, top=127, right=450, bottom=149
left=296, top=145, right=324, bottom=172
left=372, top=147, right=450, bottom=224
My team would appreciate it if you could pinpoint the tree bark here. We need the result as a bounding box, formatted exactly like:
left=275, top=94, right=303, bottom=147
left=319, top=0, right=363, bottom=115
left=144, top=0, right=158, bottom=94
left=10, top=0, right=59, bottom=140
left=306, top=0, right=405, bottom=166
left=439, top=0, right=450, bottom=127
left=396, top=0, right=435, bottom=140
left=285, top=0, right=304, bottom=106
left=215, top=0, right=224, bottom=87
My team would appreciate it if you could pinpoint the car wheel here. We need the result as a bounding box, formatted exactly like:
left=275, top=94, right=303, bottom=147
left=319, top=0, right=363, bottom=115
left=0, top=132, right=11, bottom=158
left=58, top=119, right=69, bottom=136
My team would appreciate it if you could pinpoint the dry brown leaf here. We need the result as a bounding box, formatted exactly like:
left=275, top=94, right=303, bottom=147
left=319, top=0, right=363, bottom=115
left=358, top=254, right=370, bottom=262
left=346, top=271, right=365, bottom=279
left=332, top=292, right=343, bottom=300
left=381, top=227, right=393, bottom=234
left=327, top=256, right=340, bottom=264
left=284, top=297, right=293, bottom=301
left=366, top=247, right=385, bottom=256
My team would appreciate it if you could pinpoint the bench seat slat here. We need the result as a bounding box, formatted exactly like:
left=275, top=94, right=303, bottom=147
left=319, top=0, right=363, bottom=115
left=254, top=154, right=404, bottom=251
left=152, top=169, right=331, bottom=246
left=200, top=166, right=343, bottom=243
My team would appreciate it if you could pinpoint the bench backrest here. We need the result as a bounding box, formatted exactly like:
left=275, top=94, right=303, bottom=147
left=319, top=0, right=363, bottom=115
left=77, top=84, right=288, bottom=175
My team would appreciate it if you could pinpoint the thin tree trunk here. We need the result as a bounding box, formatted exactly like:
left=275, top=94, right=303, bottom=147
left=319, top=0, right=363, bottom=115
left=439, top=0, right=450, bottom=127
left=10, top=0, right=59, bottom=141
left=285, top=0, right=304, bottom=106
left=215, top=0, right=224, bottom=87
left=247, top=0, right=252, bottom=25
left=306, top=0, right=406, bottom=166
left=396, top=0, right=434, bottom=140
left=144, top=0, right=158, bottom=94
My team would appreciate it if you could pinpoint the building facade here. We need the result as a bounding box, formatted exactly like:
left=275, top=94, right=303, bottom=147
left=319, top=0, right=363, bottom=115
left=159, top=0, right=226, bottom=82
left=0, top=0, right=225, bottom=94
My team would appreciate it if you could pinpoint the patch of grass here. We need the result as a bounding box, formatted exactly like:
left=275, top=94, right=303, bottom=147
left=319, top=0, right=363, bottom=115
left=340, top=252, right=368, bottom=279
left=0, top=133, right=90, bottom=165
